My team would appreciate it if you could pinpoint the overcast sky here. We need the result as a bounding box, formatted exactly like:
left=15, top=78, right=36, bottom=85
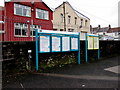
left=0, top=0, right=119, bottom=28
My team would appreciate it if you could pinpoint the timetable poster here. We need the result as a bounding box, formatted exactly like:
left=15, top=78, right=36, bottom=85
left=39, top=36, right=50, bottom=52
left=52, top=36, right=61, bottom=52
left=94, top=37, right=99, bottom=49
left=62, top=37, right=70, bottom=51
left=71, top=38, right=78, bottom=50
left=88, top=36, right=94, bottom=50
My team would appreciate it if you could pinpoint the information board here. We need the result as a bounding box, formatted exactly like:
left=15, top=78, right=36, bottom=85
left=52, top=36, right=61, bottom=52
left=62, top=37, right=70, bottom=51
left=39, top=36, right=50, bottom=52
left=88, top=36, right=94, bottom=50
left=36, top=29, right=81, bottom=71
left=71, top=38, right=78, bottom=50
left=94, top=37, right=99, bottom=49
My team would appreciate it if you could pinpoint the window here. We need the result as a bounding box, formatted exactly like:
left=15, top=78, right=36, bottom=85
left=53, top=29, right=57, bottom=31
left=30, top=25, right=41, bottom=36
left=14, top=4, right=31, bottom=17
left=14, top=23, right=28, bottom=36
left=75, top=17, right=77, bottom=25
left=81, top=32, right=87, bottom=40
left=60, top=29, right=63, bottom=31
left=115, top=32, right=118, bottom=36
left=85, top=20, right=87, bottom=27
left=68, top=16, right=71, bottom=24
left=118, top=32, right=120, bottom=35
left=68, top=29, right=74, bottom=32
left=80, top=19, right=83, bottom=28
left=36, top=8, right=49, bottom=20
left=60, top=13, right=64, bottom=22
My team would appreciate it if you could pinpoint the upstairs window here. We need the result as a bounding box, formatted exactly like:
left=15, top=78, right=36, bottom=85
left=68, top=16, right=71, bottom=24
left=85, top=20, right=87, bottom=27
left=14, top=23, right=28, bottom=36
left=36, top=8, right=49, bottom=20
left=14, top=4, right=31, bottom=17
left=75, top=17, right=77, bottom=25
left=80, top=19, right=83, bottom=28
left=60, top=13, right=64, bottom=22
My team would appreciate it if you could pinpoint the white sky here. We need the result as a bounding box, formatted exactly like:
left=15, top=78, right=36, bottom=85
left=0, top=0, right=119, bottom=28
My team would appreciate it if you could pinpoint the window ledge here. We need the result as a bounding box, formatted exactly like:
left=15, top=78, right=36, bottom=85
left=14, top=35, right=29, bottom=37
left=30, top=36, right=36, bottom=37
left=14, top=14, right=31, bottom=18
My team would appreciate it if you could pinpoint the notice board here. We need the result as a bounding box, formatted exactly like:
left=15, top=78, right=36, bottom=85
left=39, top=36, right=50, bottom=53
left=88, top=36, right=94, bottom=50
left=71, top=37, right=78, bottom=50
left=52, top=36, right=61, bottom=52
left=62, top=37, right=70, bottom=51
left=94, top=37, right=99, bottom=49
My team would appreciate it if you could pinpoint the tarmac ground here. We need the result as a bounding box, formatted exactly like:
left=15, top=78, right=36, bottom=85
left=2, top=56, right=120, bottom=89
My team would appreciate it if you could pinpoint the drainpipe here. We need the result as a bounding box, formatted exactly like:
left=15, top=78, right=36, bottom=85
left=63, top=2, right=66, bottom=31
left=31, top=1, right=34, bottom=41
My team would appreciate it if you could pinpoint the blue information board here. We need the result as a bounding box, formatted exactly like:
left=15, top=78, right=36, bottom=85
left=36, top=29, right=80, bottom=71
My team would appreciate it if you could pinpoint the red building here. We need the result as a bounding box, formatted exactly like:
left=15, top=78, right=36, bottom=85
left=0, top=0, right=53, bottom=41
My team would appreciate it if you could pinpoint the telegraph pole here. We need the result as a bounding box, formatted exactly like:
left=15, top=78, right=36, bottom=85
left=63, top=2, right=66, bottom=31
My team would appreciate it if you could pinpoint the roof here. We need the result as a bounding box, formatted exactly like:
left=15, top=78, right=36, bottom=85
left=5, top=0, right=53, bottom=12
left=92, top=27, right=109, bottom=33
left=74, top=9, right=90, bottom=20
left=107, top=27, right=120, bottom=33
left=55, top=1, right=90, bottom=20
left=98, top=27, right=109, bottom=32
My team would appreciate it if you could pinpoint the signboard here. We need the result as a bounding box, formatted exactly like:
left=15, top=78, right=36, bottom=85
left=71, top=37, right=78, bottom=50
left=62, top=37, right=70, bottom=51
left=52, top=36, right=61, bottom=52
left=94, top=37, right=99, bottom=49
left=88, top=36, right=94, bottom=50
left=85, top=34, right=100, bottom=63
left=36, top=30, right=81, bottom=71
left=39, top=36, right=50, bottom=52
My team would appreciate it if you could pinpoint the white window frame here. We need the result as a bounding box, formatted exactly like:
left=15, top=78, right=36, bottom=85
left=36, top=8, right=49, bottom=20
left=14, top=23, right=28, bottom=37
left=14, top=4, right=31, bottom=17
left=30, top=25, right=41, bottom=37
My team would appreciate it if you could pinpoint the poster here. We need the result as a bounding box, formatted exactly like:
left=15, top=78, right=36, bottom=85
left=71, top=38, right=78, bottom=50
left=88, top=36, right=94, bottom=50
left=52, top=36, right=61, bottom=52
left=62, top=37, right=70, bottom=51
left=94, top=37, right=99, bottom=49
left=39, top=36, right=50, bottom=52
